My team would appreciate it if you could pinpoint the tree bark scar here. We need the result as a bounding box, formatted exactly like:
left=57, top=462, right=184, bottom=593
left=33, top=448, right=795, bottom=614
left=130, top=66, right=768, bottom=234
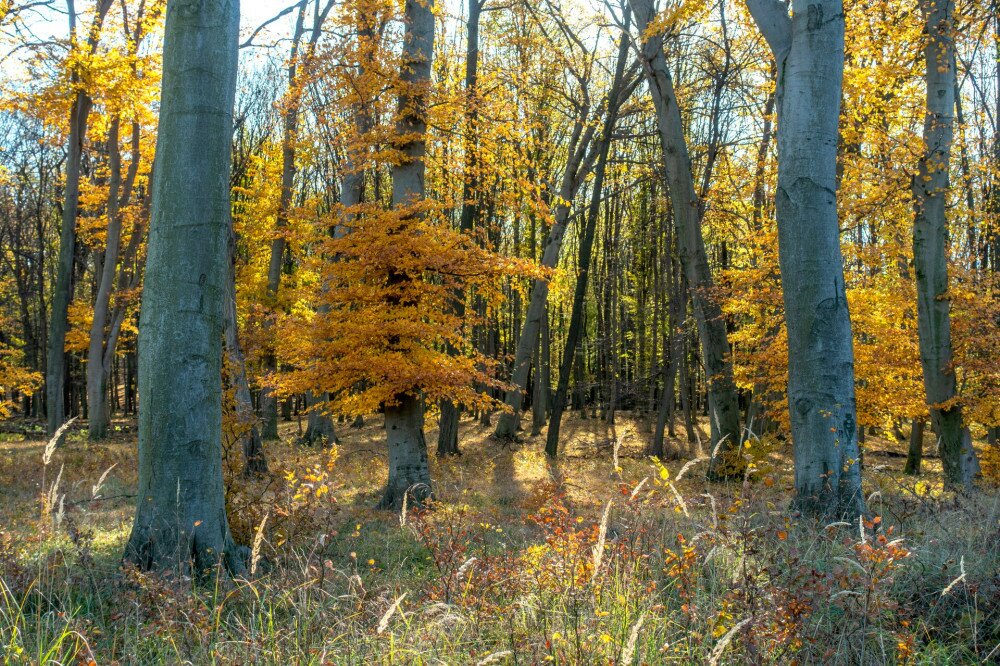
left=807, top=4, right=823, bottom=31
left=841, top=410, right=855, bottom=442
left=178, top=0, right=205, bottom=18
left=794, top=396, right=812, bottom=416
left=186, top=438, right=208, bottom=459
left=810, top=297, right=839, bottom=352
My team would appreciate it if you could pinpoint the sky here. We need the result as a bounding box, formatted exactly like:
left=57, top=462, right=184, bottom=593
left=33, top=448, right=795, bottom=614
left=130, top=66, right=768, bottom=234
left=241, top=0, right=298, bottom=39
left=4, top=0, right=302, bottom=49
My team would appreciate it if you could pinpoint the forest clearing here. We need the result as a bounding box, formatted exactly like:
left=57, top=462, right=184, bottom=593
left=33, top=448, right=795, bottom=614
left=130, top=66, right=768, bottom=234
left=2, top=0, right=1000, bottom=662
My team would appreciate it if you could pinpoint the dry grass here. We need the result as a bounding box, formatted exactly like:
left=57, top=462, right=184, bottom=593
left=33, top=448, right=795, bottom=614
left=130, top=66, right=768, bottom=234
left=0, top=413, right=998, bottom=664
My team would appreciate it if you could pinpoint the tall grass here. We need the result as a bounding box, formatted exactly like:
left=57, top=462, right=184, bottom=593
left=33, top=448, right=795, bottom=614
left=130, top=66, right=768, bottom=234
left=0, top=420, right=997, bottom=664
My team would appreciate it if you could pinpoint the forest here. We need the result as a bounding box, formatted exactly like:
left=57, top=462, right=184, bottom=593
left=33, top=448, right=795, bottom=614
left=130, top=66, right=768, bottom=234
left=0, top=0, right=999, bottom=662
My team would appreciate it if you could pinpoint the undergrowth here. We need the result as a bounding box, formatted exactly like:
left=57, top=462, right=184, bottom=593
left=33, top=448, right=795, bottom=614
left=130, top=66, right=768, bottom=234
left=0, top=416, right=998, bottom=664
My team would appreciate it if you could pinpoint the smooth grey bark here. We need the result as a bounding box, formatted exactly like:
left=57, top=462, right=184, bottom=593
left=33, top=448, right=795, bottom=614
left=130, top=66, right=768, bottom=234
left=47, top=0, right=114, bottom=437
left=379, top=394, right=431, bottom=509
left=746, top=0, right=864, bottom=518
left=378, top=0, right=436, bottom=510
left=123, top=0, right=246, bottom=576
left=438, top=0, right=482, bottom=456
left=630, top=0, right=743, bottom=478
left=86, top=119, right=141, bottom=440
left=303, top=391, right=338, bottom=446
left=911, top=0, right=978, bottom=487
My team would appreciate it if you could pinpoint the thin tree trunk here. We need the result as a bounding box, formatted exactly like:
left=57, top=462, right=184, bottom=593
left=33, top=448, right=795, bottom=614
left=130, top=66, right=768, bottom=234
left=904, top=418, right=925, bottom=476
left=911, top=0, right=978, bottom=486
left=123, top=0, right=245, bottom=576
left=679, top=330, right=695, bottom=446
left=86, top=120, right=141, bottom=440
left=630, top=0, right=742, bottom=478
left=438, top=0, right=482, bottom=456
left=746, top=0, right=865, bottom=518
left=303, top=390, right=338, bottom=445
left=546, top=15, right=631, bottom=457
left=85, top=118, right=123, bottom=440
left=653, top=220, right=678, bottom=455
left=494, top=88, right=604, bottom=440
left=225, top=223, right=268, bottom=477
left=302, top=0, right=357, bottom=447
left=530, top=304, right=550, bottom=436
left=48, top=0, right=114, bottom=436
left=260, top=4, right=308, bottom=441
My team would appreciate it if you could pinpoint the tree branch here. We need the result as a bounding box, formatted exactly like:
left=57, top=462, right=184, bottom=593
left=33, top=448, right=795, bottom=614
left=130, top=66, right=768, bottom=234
left=744, top=0, right=791, bottom=59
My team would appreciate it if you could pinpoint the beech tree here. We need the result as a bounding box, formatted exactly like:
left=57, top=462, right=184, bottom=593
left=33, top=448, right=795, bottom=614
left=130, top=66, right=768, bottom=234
left=746, top=0, right=865, bottom=518
left=437, top=0, right=484, bottom=457
left=83, top=4, right=158, bottom=440
left=545, top=6, right=634, bottom=457
left=46, top=0, right=113, bottom=437
left=123, top=0, right=245, bottom=573
left=276, top=0, right=535, bottom=510
left=4, top=0, right=1000, bottom=522
left=629, top=0, right=743, bottom=478
left=494, top=5, right=626, bottom=441
left=911, top=0, right=978, bottom=486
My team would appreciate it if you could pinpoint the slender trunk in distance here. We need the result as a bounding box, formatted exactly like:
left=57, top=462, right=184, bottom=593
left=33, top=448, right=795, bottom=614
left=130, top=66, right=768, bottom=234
left=630, top=0, right=743, bottom=478
left=911, top=0, right=978, bottom=486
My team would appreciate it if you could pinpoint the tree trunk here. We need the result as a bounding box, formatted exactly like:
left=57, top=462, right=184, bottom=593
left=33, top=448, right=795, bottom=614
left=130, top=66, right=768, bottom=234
left=630, top=0, right=743, bottom=479
left=904, top=418, right=925, bottom=476
left=746, top=0, right=865, bottom=518
left=680, top=327, right=696, bottom=446
left=260, top=5, right=308, bottom=442
left=123, top=0, right=245, bottom=576
left=224, top=223, right=268, bottom=477
left=911, top=0, right=979, bottom=487
left=87, top=120, right=141, bottom=440
left=85, top=119, right=123, bottom=440
left=494, top=89, right=603, bottom=440
left=303, top=391, right=338, bottom=446
left=437, top=398, right=460, bottom=455
left=379, top=394, right=432, bottom=509
left=47, top=0, right=114, bottom=437
left=438, top=0, right=482, bottom=457
left=47, top=101, right=89, bottom=436
left=654, top=228, right=680, bottom=456
left=546, top=16, right=631, bottom=457
left=379, top=0, right=436, bottom=510
left=530, top=306, right=549, bottom=436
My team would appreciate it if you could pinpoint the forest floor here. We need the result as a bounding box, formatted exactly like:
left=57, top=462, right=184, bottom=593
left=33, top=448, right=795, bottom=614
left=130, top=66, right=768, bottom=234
left=0, top=412, right=998, bottom=664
